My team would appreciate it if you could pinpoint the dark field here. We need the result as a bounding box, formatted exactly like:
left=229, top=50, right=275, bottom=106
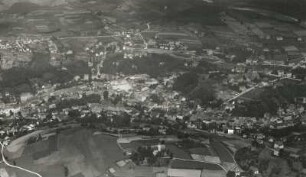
left=102, top=53, right=187, bottom=77
left=246, top=0, right=306, bottom=20
left=170, top=159, right=223, bottom=170
left=0, top=52, right=90, bottom=95
left=211, top=141, right=234, bottom=163
left=167, top=144, right=192, bottom=160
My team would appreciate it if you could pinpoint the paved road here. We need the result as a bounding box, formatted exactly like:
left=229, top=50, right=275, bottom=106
left=0, top=142, right=42, bottom=177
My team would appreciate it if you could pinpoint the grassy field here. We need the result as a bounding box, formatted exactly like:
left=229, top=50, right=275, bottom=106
left=6, top=128, right=125, bottom=177
left=211, top=141, right=234, bottom=163
left=170, top=159, right=223, bottom=170
left=167, top=144, right=192, bottom=160
left=189, top=147, right=212, bottom=156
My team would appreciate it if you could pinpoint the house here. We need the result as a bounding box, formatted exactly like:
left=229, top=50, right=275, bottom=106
left=20, top=92, right=33, bottom=103
left=289, top=153, right=300, bottom=160
left=250, top=166, right=259, bottom=175
left=273, top=149, right=280, bottom=156
left=152, top=144, right=166, bottom=153
left=225, top=103, right=235, bottom=112
left=263, top=52, right=286, bottom=65
left=283, top=46, right=299, bottom=53
left=276, top=36, right=283, bottom=41
left=245, top=58, right=258, bottom=65
left=274, top=141, right=284, bottom=149
left=245, top=70, right=260, bottom=82
left=168, top=169, right=201, bottom=177
left=256, top=134, right=265, bottom=140
left=228, top=129, right=234, bottom=135
left=295, top=97, right=306, bottom=104
left=294, top=30, right=306, bottom=41
left=284, top=147, right=301, bottom=158
left=235, top=127, right=242, bottom=134
left=235, top=63, right=246, bottom=73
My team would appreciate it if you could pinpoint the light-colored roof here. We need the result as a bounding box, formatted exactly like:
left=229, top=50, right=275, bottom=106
left=283, top=46, right=299, bottom=52
left=168, top=169, right=201, bottom=177
left=116, top=160, right=126, bottom=167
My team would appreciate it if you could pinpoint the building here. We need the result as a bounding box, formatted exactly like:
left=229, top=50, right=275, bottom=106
left=20, top=92, right=34, bottom=103
left=228, top=129, right=234, bottom=135
left=250, top=166, right=259, bottom=175
left=283, top=46, right=299, bottom=53
left=294, top=30, right=306, bottom=41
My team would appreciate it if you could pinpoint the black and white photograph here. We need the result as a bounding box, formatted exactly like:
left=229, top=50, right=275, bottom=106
left=0, top=0, right=306, bottom=177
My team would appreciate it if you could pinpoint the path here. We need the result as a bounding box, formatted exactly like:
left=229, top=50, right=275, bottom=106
left=226, top=86, right=257, bottom=103
left=59, top=34, right=122, bottom=40
left=0, top=142, right=42, bottom=177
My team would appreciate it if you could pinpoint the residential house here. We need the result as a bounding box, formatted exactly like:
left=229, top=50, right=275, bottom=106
left=294, top=30, right=306, bottom=41
left=250, top=166, right=259, bottom=175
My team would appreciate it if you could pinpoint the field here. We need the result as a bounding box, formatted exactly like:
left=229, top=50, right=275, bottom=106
left=4, top=128, right=125, bottom=177
left=167, top=144, right=192, bottom=160
left=101, top=53, right=187, bottom=78
left=0, top=51, right=90, bottom=95
left=189, top=147, right=213, bottom=156
left=211, top=141, right=234, bottom=163
left=170, top=159, right=223, bottom=170
left=120, top=139, right=160, bottom=151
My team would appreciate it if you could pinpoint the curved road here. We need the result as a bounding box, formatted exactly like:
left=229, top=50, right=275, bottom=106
left=0, top=142, right=42, bottom=177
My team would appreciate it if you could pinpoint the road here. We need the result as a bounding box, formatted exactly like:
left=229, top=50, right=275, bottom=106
left=265, top=73, right=302, bottom=82
left=225, top=75, right=301, bottom=103
left=226, top=86, right=258, bottom=103
left=59, top=34, right=122, bottom=40
left=0, top=142, right=42, bottom=177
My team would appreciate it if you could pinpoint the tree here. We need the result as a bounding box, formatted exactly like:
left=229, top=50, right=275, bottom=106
left=113, top=94, right=122, bottom=105
left=64, top=167, right=69, bottom=177
left=226, top=171, right=236, bottom=177
left=9, top=110, right=14, bottom=116
left=68, top=110, right=80, bottom=119
left=103, top=90, right=109, bottom=100
left=173, top=72, right=198, bottom=94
